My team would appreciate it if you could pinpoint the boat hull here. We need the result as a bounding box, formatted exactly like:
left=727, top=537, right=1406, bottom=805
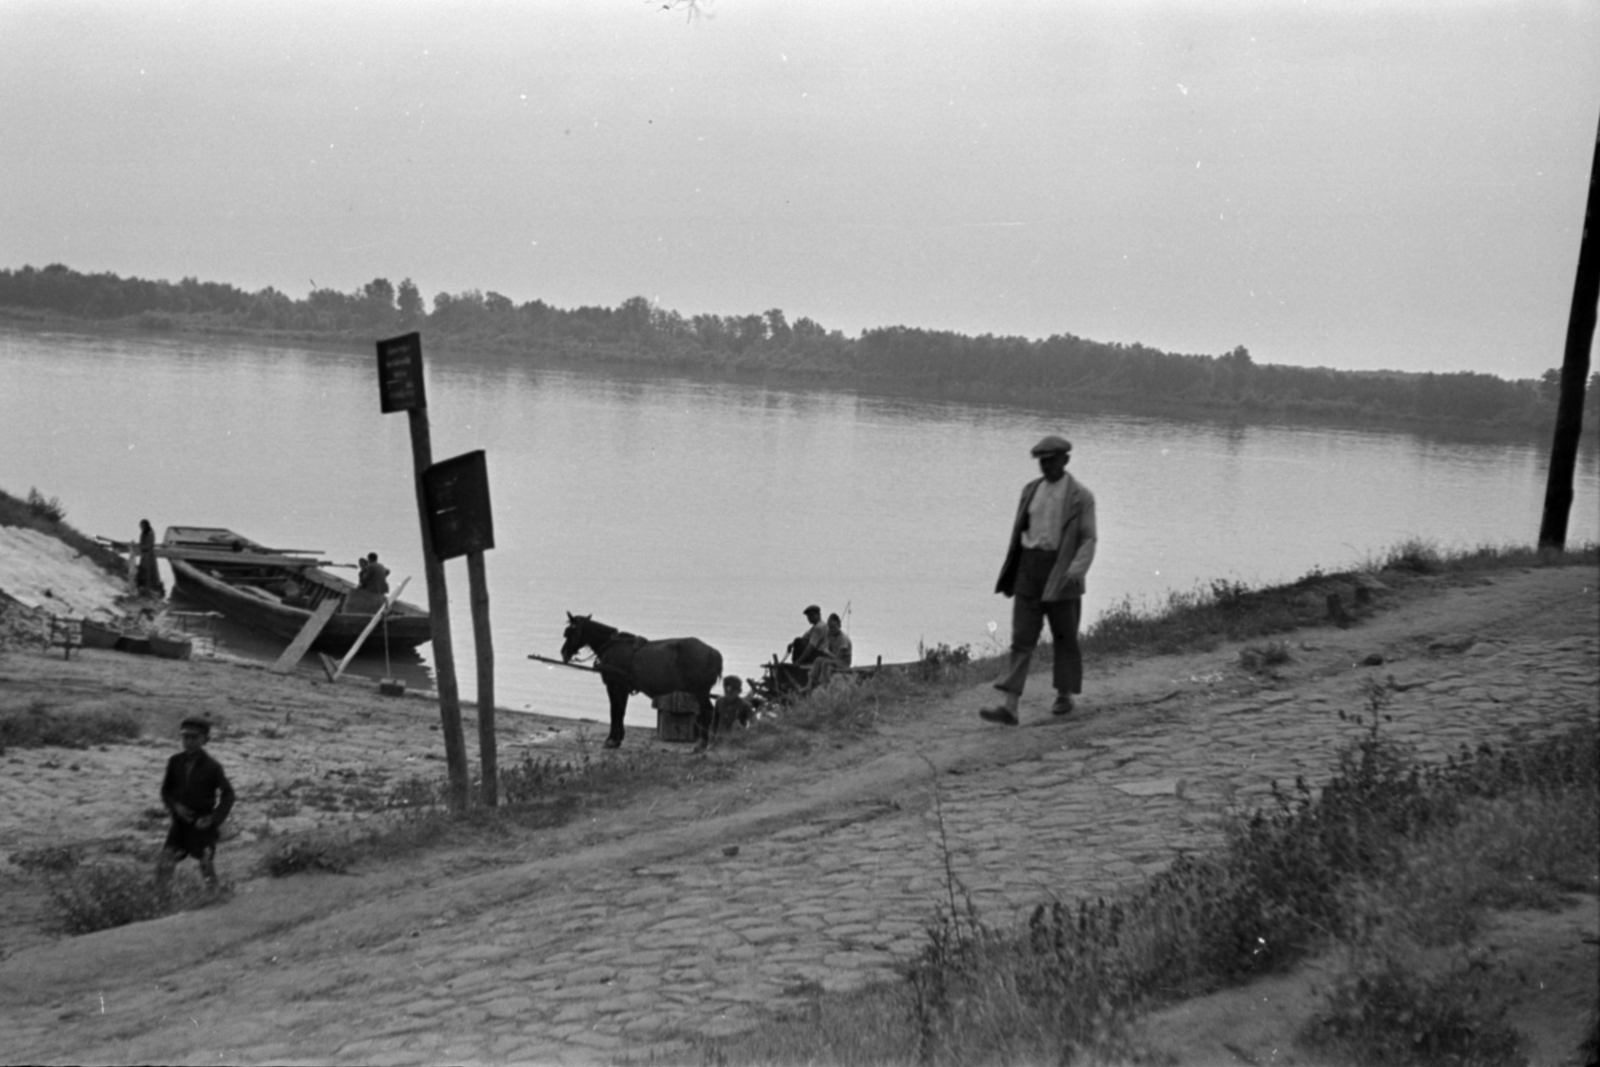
left=163, top=528, right=432, bottom=654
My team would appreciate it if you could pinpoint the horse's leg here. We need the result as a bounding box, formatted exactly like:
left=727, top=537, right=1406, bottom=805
left=604, top=681, right=629, bottom=749
left=692, top=689, right=715, bottom=751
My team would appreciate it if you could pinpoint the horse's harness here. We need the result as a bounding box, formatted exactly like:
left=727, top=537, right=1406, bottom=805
left=576, top=629, right=649, bottom=693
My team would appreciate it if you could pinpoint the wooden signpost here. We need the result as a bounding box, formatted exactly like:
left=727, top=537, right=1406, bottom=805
left=422, top=449, right=499, bottom=807
left=377, top=332, right=470, bottom=811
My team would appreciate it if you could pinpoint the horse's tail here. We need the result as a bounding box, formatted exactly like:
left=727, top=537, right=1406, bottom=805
left=692, top=638, right=724, bottom=693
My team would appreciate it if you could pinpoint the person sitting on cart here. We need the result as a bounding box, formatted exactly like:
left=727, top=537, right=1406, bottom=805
left=792, top=605, right=829, bottom=666
left=809, top=612, right=854, bottom=686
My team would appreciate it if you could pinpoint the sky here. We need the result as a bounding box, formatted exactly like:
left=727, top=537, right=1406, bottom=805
left=3, top=0, right=1597, bottom=380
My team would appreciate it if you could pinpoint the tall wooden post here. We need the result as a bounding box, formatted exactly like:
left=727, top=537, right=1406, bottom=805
left=1539, top=110, right=1600, bottom=550
left=378, top=333, right=470, bottom=811
left=467, top=551, right=496, bottom=806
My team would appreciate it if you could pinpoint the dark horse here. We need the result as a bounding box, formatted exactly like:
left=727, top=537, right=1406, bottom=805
left=560, top=613, right=724, bottom=749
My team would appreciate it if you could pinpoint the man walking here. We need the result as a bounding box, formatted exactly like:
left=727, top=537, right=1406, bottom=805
left=155, top=716, right=235, bottom=889
left=980, top=434, right=1097, bottom=726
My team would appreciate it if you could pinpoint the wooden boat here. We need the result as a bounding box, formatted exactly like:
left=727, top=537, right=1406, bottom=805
left=161, top=526, right=431, bottom=653
left=79, top=618, right=124, bottom=650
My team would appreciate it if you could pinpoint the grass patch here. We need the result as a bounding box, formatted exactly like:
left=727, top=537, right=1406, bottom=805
left=1082, top=540, right=1599, bottom=660
left=260, top=729, right=717, bottom=876
left=0, top=484, right=128, bottom=574
left=48, top=862, right=228, bottom=934
left=0, top=700, right=140, bottom=748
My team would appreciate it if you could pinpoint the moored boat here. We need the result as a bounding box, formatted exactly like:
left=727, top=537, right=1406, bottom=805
left=161, top=526, right=431, bottom=653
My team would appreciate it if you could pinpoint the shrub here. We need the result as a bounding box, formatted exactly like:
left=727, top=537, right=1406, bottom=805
left=1239, top=640, right=1293, bottom=672
left=25, top=487, right=64, bottom=523
left=9, top=844, right=82, bottom=874
left=1299, top=955, right=1526, bottom=1066
left=48, top=863, right=222, bottom=934
left=1385, top=537, right=1445, bottom=574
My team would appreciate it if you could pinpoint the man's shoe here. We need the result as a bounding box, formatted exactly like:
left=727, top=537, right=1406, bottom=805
left=1050, top=695, right=1075, bottom=717
left=979, top=706, right=1019, bottom=726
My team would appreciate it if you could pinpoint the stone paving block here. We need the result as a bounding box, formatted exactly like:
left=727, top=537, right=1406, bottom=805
left=1113, top=778, right=1181, bottom=796
left=482, top=995, right=535, bottom=1019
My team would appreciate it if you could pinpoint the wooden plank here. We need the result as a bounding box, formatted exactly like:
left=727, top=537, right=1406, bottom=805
left=271, top=598, right=341, bottom=673
left=326, top=577, right=410, bottom=682
left=155, top=547, right=334, bottom=566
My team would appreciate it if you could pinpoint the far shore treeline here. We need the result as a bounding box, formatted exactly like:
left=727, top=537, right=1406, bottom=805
left=3, top=262, right=1596, bottom=435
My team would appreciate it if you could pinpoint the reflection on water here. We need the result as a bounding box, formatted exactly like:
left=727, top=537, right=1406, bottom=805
left=3, top=327, right=1597, bottom=724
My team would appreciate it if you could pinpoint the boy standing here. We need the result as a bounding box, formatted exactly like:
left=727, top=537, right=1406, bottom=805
left=156, top=716, right=235, bottom=889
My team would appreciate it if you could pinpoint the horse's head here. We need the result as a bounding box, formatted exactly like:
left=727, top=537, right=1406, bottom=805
left=560, top=612, right=591, bottom=663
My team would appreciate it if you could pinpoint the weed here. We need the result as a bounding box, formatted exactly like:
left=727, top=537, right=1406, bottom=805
left=384, top=774, right=445, bottom=812
left=48, top=862, right=226, bottom=934
left=261, top=838, right=349, bottom=876
left=0, top=701, right=140, bottom=748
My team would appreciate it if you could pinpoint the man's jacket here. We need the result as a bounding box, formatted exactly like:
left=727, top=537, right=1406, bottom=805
left=994, top=473, right=1097, bottom=601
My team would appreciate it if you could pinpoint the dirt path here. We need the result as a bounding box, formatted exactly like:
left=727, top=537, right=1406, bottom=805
left=1, top=565, right=1595, bottom=1066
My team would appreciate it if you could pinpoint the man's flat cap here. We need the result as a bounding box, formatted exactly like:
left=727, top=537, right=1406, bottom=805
left=1030, top=434, right=1072, bottom=456
left=179, top=716, right=211, bottom=736
left=803, top=604, right=821, bottom=615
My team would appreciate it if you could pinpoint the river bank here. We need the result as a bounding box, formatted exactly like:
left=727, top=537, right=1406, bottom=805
left=3, top=309, right=1588, bottom=447
left=1, top=520, right=1595, bottom=1063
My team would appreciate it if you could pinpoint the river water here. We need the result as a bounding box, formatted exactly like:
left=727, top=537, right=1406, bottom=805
left=3, top=326, right=1595, bottom=721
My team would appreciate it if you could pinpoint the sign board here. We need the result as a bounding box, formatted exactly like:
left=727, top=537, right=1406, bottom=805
left=377, top=332, right=426, bottom=413
left=423, top=450, right=495, bottom=560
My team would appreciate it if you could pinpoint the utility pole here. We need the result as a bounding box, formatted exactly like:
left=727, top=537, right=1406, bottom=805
left=1539, top=110, right=1600, bottom=550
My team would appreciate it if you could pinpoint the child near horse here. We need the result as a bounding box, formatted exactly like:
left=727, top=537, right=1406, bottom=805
left=712, top=675, right=753, bottom=737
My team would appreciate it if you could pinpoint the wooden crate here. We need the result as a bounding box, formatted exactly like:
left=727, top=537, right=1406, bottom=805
left=653, top=692, right=699, bottom=743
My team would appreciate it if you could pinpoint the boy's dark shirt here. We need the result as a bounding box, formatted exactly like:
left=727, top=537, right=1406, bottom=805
left=162, top=749, right=235, bottom=824
left=713, top=694, right=753, bottom=732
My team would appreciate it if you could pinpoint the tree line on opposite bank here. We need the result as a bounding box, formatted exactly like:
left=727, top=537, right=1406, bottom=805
left=3, top=262, right=1595, bottom=433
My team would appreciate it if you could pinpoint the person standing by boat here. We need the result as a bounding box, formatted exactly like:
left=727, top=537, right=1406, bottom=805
left=135, top=519, right=164, bottom=597
left=155, top=716, right=234, bottom=890
left=359, top=552, right=390, bottom=595
left=980, top=434, right=1097, bottom=726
